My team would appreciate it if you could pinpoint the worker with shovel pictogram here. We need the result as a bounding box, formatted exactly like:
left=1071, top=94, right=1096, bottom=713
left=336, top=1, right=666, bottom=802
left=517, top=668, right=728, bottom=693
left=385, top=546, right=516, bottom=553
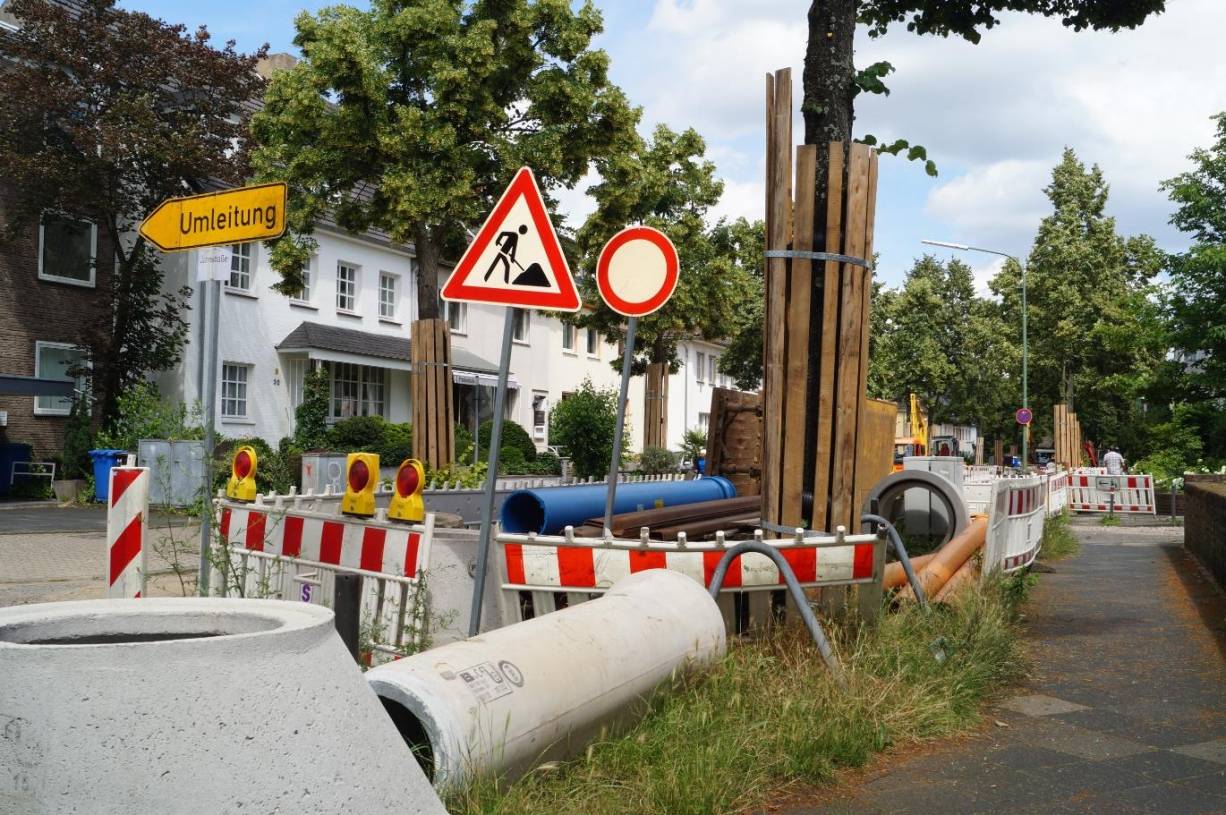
left=484, top=224, right=549, bottom=287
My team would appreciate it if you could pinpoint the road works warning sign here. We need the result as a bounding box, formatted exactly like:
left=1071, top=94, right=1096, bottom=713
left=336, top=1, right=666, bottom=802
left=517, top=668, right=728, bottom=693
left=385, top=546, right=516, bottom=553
left=441, top=167, right=581, bottom=311
left=139, top=182, right=287, bottom=252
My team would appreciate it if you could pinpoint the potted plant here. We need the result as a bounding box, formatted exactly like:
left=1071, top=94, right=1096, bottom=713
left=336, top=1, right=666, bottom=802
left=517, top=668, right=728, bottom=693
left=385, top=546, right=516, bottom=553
left=52, top=396, right=92, bottom=503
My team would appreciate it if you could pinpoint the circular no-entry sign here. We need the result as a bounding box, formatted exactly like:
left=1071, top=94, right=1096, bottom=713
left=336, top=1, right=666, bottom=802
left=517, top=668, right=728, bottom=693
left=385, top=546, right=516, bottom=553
left=1015, top=407, right=1033, bottom=426
left=595, top=226, right=679, bottom=318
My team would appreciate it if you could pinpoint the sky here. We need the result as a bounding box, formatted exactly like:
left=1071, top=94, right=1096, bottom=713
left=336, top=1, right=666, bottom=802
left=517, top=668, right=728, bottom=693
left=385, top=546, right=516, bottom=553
left=120, top=0, right=1226, bottom=291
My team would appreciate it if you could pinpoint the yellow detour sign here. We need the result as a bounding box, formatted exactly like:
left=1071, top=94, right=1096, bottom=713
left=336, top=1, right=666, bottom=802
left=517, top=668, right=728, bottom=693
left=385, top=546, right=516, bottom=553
left=139, top=182, right=287, bottom=252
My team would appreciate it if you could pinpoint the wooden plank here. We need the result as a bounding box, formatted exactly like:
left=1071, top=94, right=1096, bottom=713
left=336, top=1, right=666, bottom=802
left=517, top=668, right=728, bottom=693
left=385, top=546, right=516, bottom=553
left=707, top=388, right=762, bottom=497
left=810, top=141, right=845, bottom=532
left=994, top=438, right=1004, bottom=468
left=854, top=398, right=896, bottom=517
left=850, top=151, right=880, bottom=523
left=781, top=144, right=817, bottom=527
left=762, top=67, right=792, bottom=527
left=427, top=321, right=440, bottom=466
left=829, top=143, right=872, bottom=530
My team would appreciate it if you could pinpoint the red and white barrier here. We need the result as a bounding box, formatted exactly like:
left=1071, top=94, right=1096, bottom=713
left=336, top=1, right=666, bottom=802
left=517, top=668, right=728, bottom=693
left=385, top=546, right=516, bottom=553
left=107, top=467, right=149, bottom=598
left=983, top=476, right=1045, bottom=575
left=1069, top=472, right=1156, bottom=514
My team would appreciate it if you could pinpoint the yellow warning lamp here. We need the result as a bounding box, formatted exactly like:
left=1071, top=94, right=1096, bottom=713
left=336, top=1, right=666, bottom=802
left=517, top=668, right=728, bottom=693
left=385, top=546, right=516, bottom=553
left=388, top=459, right=426, bottom=523
left=342, top=452, right=380, bottom=517
left=226, top=445, right=258, bottom=501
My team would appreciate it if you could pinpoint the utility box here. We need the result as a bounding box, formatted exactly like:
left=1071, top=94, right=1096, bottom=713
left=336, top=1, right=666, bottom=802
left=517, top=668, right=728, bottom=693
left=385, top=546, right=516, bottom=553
left=301, top=452, right=348, bottom=495
left=137, top=439, right=205, bottom=506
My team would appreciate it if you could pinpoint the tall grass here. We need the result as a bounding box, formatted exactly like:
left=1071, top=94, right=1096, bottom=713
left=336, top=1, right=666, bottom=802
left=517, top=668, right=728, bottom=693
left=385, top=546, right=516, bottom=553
left=450, top=579, right=1028, bottom=815
left=1039, top=512, right=1081, bottom=560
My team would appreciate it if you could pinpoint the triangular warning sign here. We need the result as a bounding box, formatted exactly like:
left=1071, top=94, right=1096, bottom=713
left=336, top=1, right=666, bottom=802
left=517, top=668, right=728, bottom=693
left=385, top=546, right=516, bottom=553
left=441, top=167, right=581, bottom=312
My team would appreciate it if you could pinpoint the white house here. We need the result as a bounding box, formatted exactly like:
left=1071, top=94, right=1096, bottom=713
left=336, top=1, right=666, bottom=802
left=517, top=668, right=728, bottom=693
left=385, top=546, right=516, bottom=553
left=154, top=223, right=744, bottom=456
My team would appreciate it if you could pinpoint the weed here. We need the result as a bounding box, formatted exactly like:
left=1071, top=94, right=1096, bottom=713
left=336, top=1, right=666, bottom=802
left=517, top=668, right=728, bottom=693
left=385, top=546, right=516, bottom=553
left=1037, top=512, right=1079, bottom=560
left=1099, top=515, right=1121, bottom=527
left=448, top=579, right=1027, bottom=815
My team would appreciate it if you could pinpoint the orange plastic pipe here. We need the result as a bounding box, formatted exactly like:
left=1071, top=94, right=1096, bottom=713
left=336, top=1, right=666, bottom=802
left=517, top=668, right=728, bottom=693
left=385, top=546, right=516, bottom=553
left=933, top=555, right=978, bottom=602
left=911, top=517, right=987, bottom=600
left=884, top=553, right=936, bottom=589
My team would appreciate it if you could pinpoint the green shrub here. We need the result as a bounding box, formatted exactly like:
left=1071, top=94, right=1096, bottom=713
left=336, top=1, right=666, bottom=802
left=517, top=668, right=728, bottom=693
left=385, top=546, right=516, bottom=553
left=548, top=378, right=627, bottom=480
left=455, top=422, right=474, bottom=456
left=498, top=445, right=527, bottom=474
left=96, top=381, right=202, bottom=451
left=680, top=428, right=706, bottom=468
left=214, top=436, right=298, bottom=495
left=294, top=367, right=331, bottom=450
left=377, top=422, right=413, bottom=465
left=61, top=395, right=94, bottom=480
left=639, top=446, right=677, bottom=474
left=478, top=419, right=536, bottom=462
left=327, top=415, right=387, bottom=453
left=531, top=450, right=562, bottom=476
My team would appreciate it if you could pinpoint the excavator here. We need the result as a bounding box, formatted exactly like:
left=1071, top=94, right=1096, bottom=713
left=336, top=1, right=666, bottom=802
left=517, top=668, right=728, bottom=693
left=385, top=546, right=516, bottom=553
left=893, top=394, right=928, bottom=471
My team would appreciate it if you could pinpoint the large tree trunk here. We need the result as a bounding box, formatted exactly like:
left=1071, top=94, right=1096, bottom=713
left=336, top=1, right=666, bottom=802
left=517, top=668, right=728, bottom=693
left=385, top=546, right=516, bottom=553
left=644, top=339, right=669, bottom=449
left=414, top=222, right=442, bottom=320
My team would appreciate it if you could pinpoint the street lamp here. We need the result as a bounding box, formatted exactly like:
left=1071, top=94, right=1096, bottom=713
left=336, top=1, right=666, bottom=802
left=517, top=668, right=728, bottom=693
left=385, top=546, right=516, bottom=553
left=921, top=239, right=1029, bottom=470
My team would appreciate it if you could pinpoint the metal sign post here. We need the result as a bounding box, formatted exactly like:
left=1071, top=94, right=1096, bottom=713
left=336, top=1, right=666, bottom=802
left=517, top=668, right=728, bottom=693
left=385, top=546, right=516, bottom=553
left=195, top=248, right=229, bottom=595
left=602, top=317, right=637, bottom=535
left=467, top=308, right=515, bottom=636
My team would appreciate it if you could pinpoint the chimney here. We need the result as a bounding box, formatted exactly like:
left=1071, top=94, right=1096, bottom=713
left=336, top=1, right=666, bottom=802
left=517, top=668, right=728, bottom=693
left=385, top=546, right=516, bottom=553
left=255, top=53, right=298, bottom=81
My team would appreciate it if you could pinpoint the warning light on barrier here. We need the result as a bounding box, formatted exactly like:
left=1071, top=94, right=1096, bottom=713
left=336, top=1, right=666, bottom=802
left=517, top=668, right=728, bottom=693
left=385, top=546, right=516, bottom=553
left=388, top=459, right=426, bottom=523
left=342, top=452, right=379, bottom=516
left=226, top=445, right=258, bottom=501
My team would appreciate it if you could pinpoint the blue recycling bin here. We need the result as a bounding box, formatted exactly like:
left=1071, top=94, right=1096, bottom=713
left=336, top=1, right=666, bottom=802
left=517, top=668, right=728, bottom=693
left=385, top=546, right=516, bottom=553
left=89, top=449, right=128, bottom=502
left=696, top=456, right=706, bottom=475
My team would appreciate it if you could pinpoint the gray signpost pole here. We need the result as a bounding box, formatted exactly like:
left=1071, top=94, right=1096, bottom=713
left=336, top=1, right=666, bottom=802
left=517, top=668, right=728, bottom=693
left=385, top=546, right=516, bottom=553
left=197, top=273, right=222, bottom=595
left=602, top=317, right=637, bottom=536
left=467, top=308, right=516, bottom=636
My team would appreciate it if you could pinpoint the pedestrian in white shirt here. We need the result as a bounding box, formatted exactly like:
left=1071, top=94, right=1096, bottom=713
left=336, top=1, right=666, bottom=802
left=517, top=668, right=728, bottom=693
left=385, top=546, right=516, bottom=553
left=1103, top=447, right=1125, bottom=475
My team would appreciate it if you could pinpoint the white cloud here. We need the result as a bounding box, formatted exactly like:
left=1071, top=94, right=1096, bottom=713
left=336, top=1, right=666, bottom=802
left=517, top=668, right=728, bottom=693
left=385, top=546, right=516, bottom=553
left=924, top=159, right=1050, bottom=248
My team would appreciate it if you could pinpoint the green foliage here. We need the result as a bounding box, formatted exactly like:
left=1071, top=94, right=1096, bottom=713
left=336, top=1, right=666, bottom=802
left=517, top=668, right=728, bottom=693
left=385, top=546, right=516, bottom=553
left=548, top=378, right=625, bottom=480
left=214, top=436, right=299, bottom=495
left=680, top=428, right=707, bottom=466
left=61, top=395, right=94, bottom=480
left=454, top=423, right=474, bottom=457
left=712, top=218, right=766, bottom=391
left=251, top=0, right=639, bottom=308
left=498, top=445, right=527, bottom=475
left=638, top=446, right=677, bottom=475
left=859, top=1, right=1167, bottom=43
left=96, top=381, right=202, bottom=451
left=478, top=420, right=536, bottom=462
left=294, top=367, right=331, bottom=450
left=326, top=416, right=413, bottom=464
left=1038, top=512, right=1079, bottom=561
left=1132, top=405, right=1206, bottom=486
left=451, top=578, right=1026, bottom=815
left=426, top=450, right=488, bottom=489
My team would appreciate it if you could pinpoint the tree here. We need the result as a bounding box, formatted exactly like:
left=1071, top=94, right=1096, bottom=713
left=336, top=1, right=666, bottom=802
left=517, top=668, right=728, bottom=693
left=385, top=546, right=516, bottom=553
left=293, top=366, right=331, bottom=450
left=990, top=149, right=1166, bottom=452
left=576, top=125, right=757, bottom=443
left=548, top=378, right=625, bottom=480
left=250, top=0, right=638, bottom=311
left=714, top=218, right=766, bottom=390
left=0, top=0, right=266, bottom=422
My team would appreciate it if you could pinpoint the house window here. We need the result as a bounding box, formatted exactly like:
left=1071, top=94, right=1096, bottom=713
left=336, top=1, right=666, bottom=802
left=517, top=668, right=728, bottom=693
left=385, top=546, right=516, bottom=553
left=33, top=342, right=87, bottom=415
left=698, top=412, right=710, bottom=432
left=532, top=392, right=548, bottom=441
left=337, top=262, right=359, bottom=312
left=512, top=308, right=529, bottom=343
left=585, top=328, right=598, bottom=356
left=228, top=243, right=253, bottom=291
left=709, top=355, right=717, bottom=385
left=561, top=322, right=576, bottom=352
left=291, top=257, right=314, bottom=303
left=379, top=272, right=398, bottom=319
left=38, top=212, right=96, bottom=287
left=220, top=363, right=250, bottom=418
left=328, top=363, right=386, bottom=419
left=442, top=298, right=467, bottom=334
left=695, top=352, right=705, bottom=384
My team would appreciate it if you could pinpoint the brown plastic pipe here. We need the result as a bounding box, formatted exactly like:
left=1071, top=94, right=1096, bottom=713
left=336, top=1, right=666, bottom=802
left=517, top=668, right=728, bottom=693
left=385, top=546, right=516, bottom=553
left=884, top=553, right=935, bottom=589
left=907, top=517, right=987, bottom=600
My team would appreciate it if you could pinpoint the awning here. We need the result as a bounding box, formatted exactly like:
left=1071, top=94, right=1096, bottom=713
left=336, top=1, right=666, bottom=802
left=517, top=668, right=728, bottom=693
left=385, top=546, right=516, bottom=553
left=276, top=321, right=517, bottom=387
left=0, top=375, right=76, bottom=397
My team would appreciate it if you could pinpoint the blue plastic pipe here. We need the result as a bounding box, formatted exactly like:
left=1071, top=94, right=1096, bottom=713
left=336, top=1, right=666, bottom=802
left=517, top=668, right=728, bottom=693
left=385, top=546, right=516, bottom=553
left=500, top=477, right=738, bottom=535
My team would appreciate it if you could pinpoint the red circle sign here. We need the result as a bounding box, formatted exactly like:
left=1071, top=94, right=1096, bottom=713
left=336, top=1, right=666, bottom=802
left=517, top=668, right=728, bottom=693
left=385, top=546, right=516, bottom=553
left=1016, top=407, right=1033, bottom=426
left=595, top=226, right=679, bottom=317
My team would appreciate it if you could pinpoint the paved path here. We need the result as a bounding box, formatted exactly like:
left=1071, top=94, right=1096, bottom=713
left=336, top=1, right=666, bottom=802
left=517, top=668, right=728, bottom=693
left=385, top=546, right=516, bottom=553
left=795, top=520, right=1226, bottom=814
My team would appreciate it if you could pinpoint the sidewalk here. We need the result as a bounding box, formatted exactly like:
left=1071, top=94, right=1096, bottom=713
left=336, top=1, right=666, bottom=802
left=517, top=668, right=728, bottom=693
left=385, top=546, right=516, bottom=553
left=789, top=520, right=1226, bottom=814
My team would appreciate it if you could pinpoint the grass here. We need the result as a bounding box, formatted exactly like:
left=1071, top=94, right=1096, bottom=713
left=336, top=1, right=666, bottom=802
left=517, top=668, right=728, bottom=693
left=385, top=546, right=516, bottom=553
left=1038, top=512, right=1081, bottom=560
left=1098, top=515, right=1122, bottom=527
left=449, top=578, right=1029, bottom=815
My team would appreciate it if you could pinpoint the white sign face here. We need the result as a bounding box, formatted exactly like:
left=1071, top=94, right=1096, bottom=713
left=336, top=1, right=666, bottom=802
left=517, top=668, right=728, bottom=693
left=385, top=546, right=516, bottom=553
left=196, top=246, right=232, bottom=283
left=595, top=226, right=679, bottom=318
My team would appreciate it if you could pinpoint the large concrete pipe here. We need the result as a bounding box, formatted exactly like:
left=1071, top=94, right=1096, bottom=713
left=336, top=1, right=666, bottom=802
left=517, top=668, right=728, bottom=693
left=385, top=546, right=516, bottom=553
left=863, top=468, right=970, bottom=546
left=367, top=569, right=726, bottom=789
left=0, top=598, right=446, bottom=814
left=500, top=476, right=737, bottom=534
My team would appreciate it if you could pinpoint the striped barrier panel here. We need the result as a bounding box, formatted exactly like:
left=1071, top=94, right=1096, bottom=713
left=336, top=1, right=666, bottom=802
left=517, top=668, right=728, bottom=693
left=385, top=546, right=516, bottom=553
left=1068, top=472, right=1156, bottom=514
left=495, top=527, right=885, bottom=626
left=983, top=476, right=1046, bottom=575
left=1045, top=471, right=1069, bottom=516
left=212, top=497, right=435, bottom=663
left=107, top=467, right=150, bottom=599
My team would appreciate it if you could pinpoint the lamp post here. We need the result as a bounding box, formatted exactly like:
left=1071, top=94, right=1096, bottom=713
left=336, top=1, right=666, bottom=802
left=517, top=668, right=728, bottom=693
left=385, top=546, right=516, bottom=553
left=921, top=239, right=1029, bottom=470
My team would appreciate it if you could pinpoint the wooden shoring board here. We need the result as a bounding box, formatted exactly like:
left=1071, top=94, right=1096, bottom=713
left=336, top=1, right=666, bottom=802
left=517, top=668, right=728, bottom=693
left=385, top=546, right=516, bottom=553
left=706, top=387, right=763, bottom=497
left=411, top=319, right=454, bottom=468
left=995, top=438, right=1005, bottom=468
left=849, top=150, right=880, bottom=525
left=644, top=362, right=669, bottom=448
left=854, top=397, right=896, bottom=518
left=829, top=143, right=873, bottom=531
left=809, top=141, right=845, bottom=532
left=781, top=145, right=817, bottom=527
left=761, top=67, right=793, bottom=527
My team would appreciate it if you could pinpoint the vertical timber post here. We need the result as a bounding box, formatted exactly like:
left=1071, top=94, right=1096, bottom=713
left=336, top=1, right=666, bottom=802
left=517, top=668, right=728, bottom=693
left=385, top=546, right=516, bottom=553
left=411, top=317, right=455, bottom=470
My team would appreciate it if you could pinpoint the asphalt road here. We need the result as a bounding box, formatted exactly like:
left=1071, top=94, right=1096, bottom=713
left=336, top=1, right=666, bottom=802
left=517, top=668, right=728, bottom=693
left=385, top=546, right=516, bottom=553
left=0, top=506, right=189, bottom=534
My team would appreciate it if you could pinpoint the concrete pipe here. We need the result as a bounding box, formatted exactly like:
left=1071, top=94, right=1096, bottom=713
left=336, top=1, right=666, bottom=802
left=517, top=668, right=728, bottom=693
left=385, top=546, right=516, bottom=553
left=863, top=468, right=970, bottom=546
left=368, top=569, right=726, bottom=789
left=0, top=598, right=446, bottom=815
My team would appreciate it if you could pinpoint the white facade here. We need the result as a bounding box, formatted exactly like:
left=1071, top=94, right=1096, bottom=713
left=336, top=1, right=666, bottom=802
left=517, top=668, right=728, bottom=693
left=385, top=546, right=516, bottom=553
left=155, top=226, right=746, bottom=457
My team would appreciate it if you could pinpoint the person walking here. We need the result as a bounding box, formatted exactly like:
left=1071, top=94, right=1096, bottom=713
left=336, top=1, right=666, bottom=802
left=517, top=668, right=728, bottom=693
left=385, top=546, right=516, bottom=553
left=1103, top=446, right=1125, bottom=475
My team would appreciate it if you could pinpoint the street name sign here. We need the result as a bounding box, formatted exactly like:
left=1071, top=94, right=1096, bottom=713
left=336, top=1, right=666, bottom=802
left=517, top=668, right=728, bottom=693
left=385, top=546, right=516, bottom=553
left=596, top=226, right=679, bottom=317
left=139, top=182, right=287, bottom=252
left=441, top=167, right=581, bottom=312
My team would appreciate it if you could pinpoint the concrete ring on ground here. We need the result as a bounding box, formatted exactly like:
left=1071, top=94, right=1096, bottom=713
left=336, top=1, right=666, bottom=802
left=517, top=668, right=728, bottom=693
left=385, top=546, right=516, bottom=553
left=0, top=598, right=446, bottom=814
left=863, top=469, right=970, bottom=546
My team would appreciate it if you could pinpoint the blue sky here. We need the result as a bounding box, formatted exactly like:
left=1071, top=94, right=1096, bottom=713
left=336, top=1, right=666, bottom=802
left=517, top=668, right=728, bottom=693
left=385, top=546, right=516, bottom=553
left=121, top=0, right=1226, bottom=290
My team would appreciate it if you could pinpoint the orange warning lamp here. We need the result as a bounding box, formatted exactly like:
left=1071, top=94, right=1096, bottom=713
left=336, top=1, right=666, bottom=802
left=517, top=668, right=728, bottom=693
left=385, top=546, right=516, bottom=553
left=388, top=459, right=426, bottom=523
left=226, top=445, right=258, bottom=501
left=342, top=452, right=379, bottom=516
